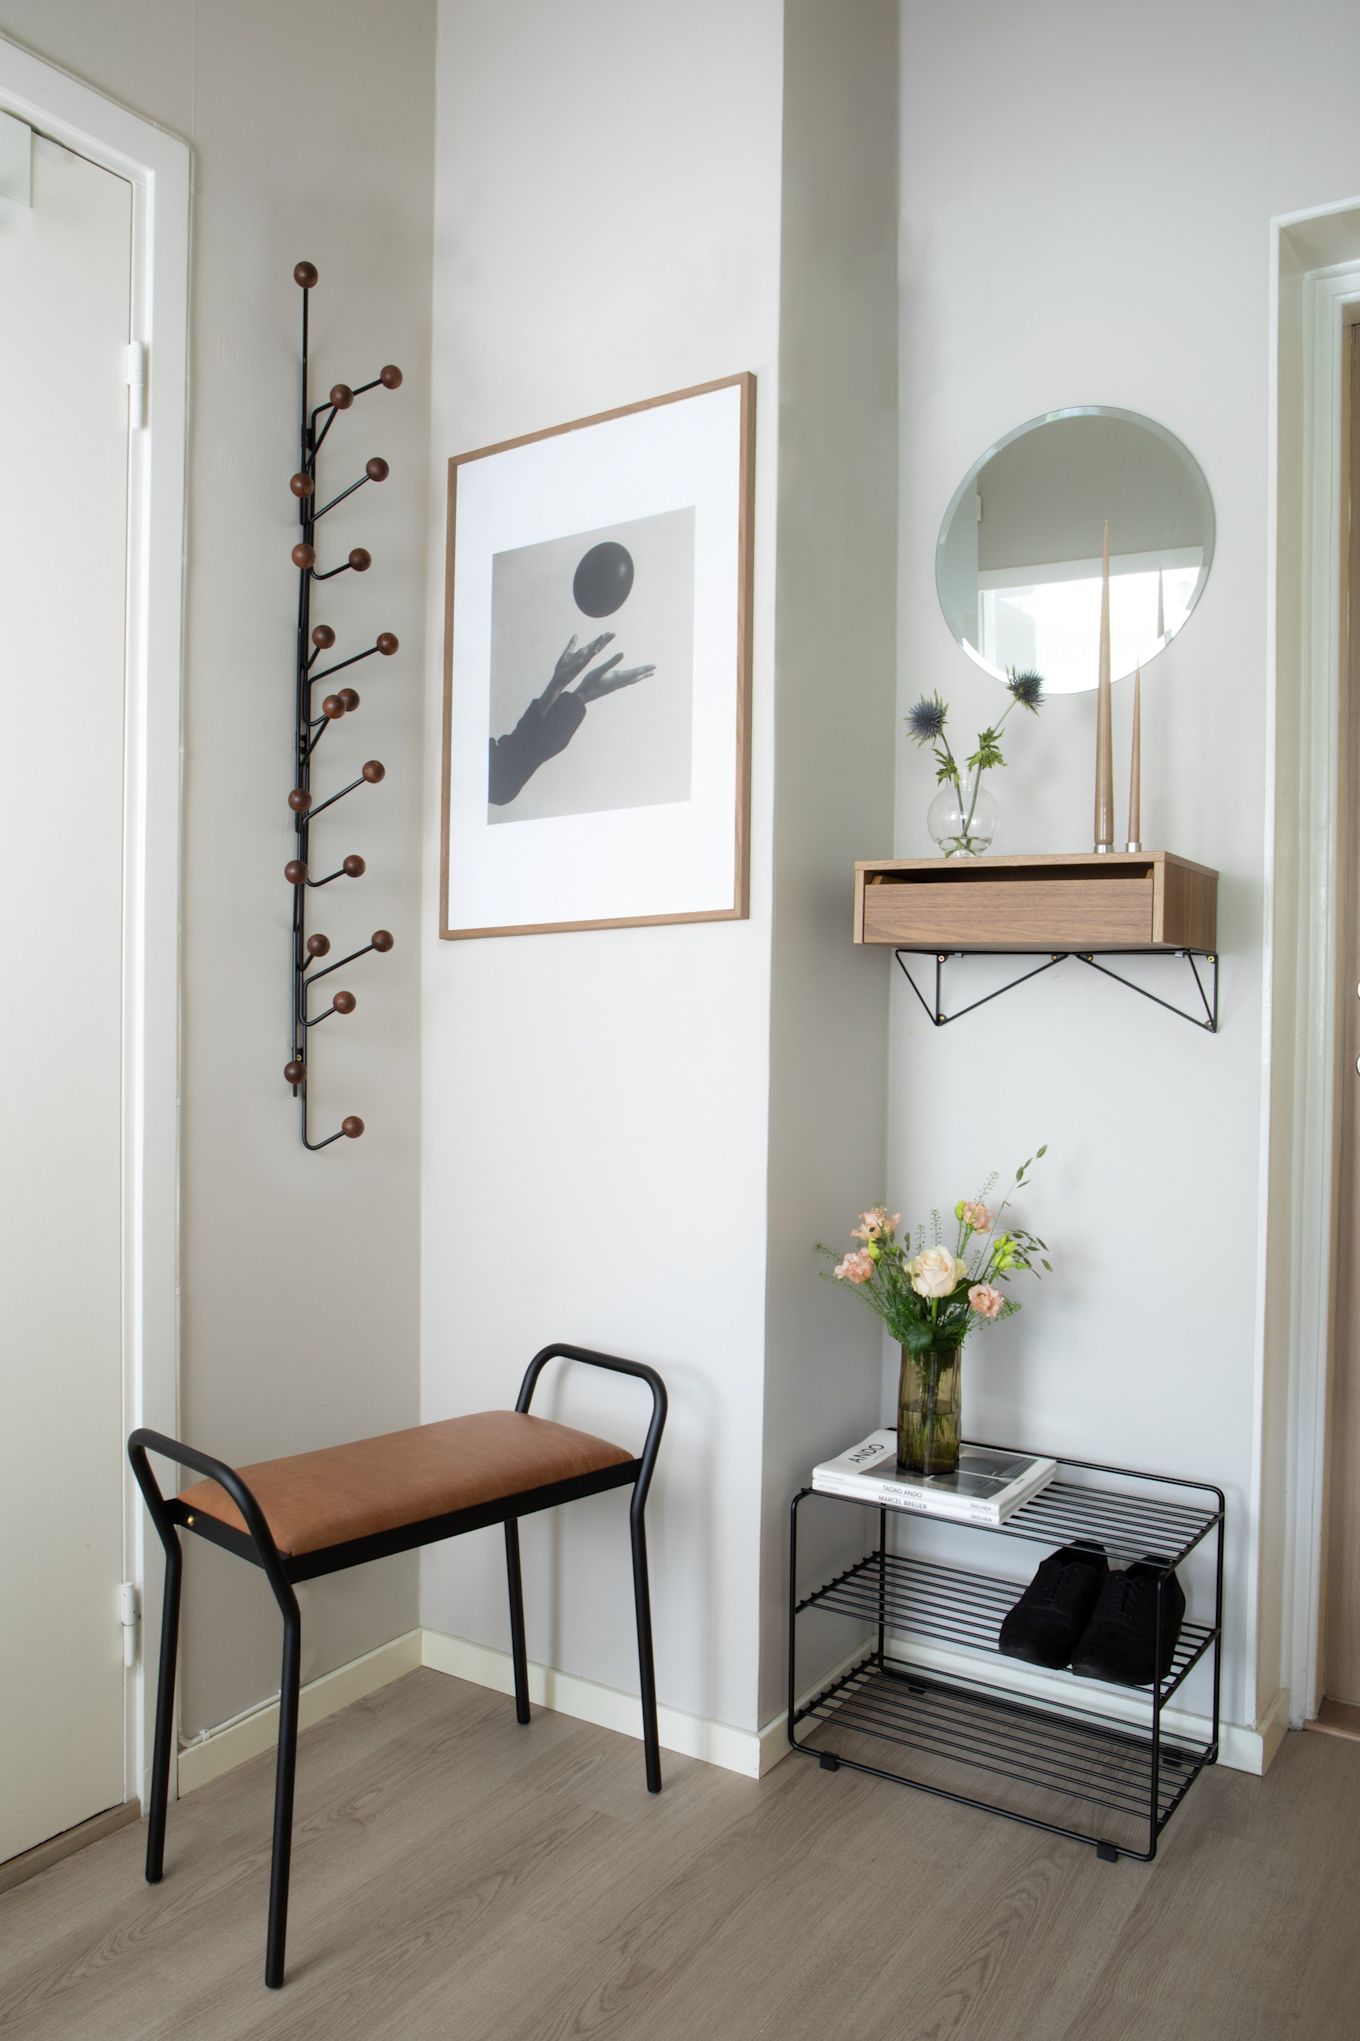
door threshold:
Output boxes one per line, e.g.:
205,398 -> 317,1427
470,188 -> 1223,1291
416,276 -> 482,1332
0,1799 -> 140,1897
1303,1698 -> 1360,1744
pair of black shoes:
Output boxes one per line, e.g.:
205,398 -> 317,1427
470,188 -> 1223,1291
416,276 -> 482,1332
998,1540 -> 1185,1686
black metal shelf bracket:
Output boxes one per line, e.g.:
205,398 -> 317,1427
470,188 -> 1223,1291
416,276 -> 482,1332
284,260 -> 404,1151
893,947 -> 1219,1033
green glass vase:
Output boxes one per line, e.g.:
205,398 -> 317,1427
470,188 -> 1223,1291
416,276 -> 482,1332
897,1345 -> 963,1475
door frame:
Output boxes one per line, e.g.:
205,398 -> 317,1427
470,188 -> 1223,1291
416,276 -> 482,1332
0,36 -> 187,1815
1269,199 -> 1360,1726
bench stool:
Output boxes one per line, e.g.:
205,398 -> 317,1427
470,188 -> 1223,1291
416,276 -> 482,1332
128,1342 -> 666,1988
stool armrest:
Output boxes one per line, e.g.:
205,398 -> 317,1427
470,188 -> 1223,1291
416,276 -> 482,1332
128,1428 -> 296,1605
516,1344 -> 667,1504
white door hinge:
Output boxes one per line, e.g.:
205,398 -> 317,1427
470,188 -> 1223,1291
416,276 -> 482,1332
119,1581 -> 140,1668
126,342 -> 148,430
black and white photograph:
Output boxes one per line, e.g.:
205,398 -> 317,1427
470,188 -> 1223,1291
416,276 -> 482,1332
486,507 -> 695,827
440,375 -> 753,938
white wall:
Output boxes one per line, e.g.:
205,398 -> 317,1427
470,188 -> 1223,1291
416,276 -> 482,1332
897,0 -> 1360,1736
0,0 -> 435,1734
423,0 -> 900,1742
758,0 -> 899,1724
423,0 -> 784,1737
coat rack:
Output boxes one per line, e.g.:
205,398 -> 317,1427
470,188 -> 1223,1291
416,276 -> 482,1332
283,260 -> 401,1150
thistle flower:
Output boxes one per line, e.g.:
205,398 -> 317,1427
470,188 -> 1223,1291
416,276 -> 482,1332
906,694 -> 949,745
1006,668 -> 1045,713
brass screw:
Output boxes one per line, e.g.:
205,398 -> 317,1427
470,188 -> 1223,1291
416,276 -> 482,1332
186,1515 -> 196,1527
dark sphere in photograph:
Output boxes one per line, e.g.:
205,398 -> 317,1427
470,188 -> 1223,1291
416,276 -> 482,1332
573,540 -> 634,618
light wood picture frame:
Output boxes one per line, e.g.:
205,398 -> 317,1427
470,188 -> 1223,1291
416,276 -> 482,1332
440,373 -> 755,939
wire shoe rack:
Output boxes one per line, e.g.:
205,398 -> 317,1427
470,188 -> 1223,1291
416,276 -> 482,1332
787,1446 -> 1225,1863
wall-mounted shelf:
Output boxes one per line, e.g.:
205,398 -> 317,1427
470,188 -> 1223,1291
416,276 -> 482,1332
854,853 -> 1220,1032
855,852 -> 1217,952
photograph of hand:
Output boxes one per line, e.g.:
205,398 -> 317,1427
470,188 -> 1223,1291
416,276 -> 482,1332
488,631 -> 658,808
485,507 -> 695,826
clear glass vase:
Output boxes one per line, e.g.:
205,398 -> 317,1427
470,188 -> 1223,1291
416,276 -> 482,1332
927,770 -> 997,858
897,1346 -> 963,1475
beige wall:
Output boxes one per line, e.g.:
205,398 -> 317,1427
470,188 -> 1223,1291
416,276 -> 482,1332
0,1 -> 435,1733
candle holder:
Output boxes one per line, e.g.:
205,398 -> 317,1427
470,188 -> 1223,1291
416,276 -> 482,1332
284,261 -> 402,1150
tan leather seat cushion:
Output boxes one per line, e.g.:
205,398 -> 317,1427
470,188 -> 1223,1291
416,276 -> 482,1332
177,1411 -> 634,1557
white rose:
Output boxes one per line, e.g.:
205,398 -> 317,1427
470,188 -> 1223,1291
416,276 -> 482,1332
908,1245 -> 968,1300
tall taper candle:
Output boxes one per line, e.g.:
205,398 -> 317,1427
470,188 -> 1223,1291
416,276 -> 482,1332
1094,518 -> 1114,850
1126,664 -> 1142,853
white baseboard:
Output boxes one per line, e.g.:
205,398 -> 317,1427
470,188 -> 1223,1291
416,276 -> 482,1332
1252,1685 -> 1290,1775
420,1630 -> 774,1777
172,1627 -> 1288,1797
176,1630 -> 422,1796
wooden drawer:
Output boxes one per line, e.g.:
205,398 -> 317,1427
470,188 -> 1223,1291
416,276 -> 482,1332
854,853 -> 1217,953
863,874 -> 1151,950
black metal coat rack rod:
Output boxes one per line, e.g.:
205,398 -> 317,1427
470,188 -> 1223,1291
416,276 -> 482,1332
283,260 -> 403,1149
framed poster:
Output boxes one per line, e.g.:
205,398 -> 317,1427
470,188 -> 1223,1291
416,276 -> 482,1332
440,373 -> 754,938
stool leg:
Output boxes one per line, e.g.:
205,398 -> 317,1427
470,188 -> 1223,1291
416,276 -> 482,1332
145,1533 -> 182,1883
629,1495 -> 662,1794
504,1520 -> 531,1725
265,1601 -> 302,1989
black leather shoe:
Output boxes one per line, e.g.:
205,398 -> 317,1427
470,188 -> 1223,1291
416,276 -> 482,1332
1069,1556 -> 1186,1687
998,1541 -> 1108,1669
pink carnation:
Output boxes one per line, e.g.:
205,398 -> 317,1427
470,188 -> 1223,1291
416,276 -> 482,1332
961,1202 -> 993,1232
835,1249 -> 876,1285
968,1282 -> 1006,1320
851,1206 -> 900,1242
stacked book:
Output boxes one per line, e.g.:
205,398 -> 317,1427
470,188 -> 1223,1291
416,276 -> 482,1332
813,1431 -> 1056,1527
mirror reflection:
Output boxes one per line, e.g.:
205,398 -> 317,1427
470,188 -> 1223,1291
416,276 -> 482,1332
936,408 -> 1214,696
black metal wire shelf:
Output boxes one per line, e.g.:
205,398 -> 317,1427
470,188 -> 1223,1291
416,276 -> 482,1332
787,1449 -> 1226,1864
797,1655 -> 1213,1852
815,1453 -> 1223,1570
797,1548 -> 1218,1707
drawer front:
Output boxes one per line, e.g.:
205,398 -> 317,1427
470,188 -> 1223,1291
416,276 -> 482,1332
861,877 -> 1155,949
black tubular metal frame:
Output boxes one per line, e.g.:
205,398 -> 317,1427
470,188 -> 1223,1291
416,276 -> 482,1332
287,262 -> 402,1149
894,947 -> 1220,1032
787,1445 -> 1225,1865
128,1343 -> 667,1990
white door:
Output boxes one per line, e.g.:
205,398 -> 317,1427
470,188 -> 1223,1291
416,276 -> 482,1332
0,127 -> 133,1861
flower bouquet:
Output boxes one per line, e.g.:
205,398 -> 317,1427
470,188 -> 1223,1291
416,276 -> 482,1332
819,1151 -> 1050,1474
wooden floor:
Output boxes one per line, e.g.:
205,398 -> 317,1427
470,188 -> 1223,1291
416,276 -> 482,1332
1,1668 -> 1358,2041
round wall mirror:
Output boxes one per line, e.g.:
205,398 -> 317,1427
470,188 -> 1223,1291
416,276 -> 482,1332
936,407 -> 1214,696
